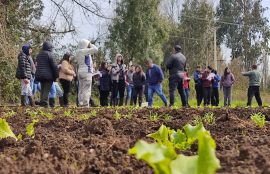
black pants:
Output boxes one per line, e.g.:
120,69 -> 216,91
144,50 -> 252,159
211,87 -> 219,106
247,86 -> 262,106
203,87 -> 211,106
60,79 -> 71,107
133,86 -> 143,106
144,84 -> 148,102
99,89 -> 110,106
40,81 -> 53,105
112,80 -> 125,106
169,77 -> 186,106
195,84 -> 203,106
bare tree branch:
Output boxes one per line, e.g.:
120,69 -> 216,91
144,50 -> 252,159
28,26 -> 75,34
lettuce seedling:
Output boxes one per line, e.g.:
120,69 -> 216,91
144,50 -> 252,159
0,118 -> 17,141
251,112 -> 265,128
26,119 -> 39,138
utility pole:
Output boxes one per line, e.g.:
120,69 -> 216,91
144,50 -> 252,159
214,27 -> 217,71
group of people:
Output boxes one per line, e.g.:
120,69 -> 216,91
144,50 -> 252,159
15,39 -> 263,108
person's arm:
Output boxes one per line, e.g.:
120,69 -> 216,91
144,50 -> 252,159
242,71 -> 252,76
61,61 -> 74,76
111,65 -> 119,75
80,44 -> 98,55
157,66 -> 164,82
20,55 -> 27,79
231,74 -> 235,84
48,54 -> 59,80
215,74 -> 221,82
142,73 -> 146,84
166,56 -> 173,69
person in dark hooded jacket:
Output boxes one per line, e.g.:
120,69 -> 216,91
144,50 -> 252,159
35,41 -> 59,107
16,44 -> 35,106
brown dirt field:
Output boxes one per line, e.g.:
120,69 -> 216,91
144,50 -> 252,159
0,107 -> 269,174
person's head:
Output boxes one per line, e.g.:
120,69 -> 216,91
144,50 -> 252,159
196,65 -> 201,72
213,70 -> 217,75
100,61 -> 108,69
206,66 -> 213,72
224,67 -> 231,76
42,41 -> 54,52
22,44 -> 32,56
135,65 -> 142,73
252,64 -> 257,70
173,45 -> 182,53
129,65 -> 135,71
107,64 -> 112,70
145,58 -> 153,68
62,53 -> 71,63
115,54 -> 123,64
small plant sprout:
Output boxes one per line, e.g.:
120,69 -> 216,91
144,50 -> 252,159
26,109 -> 38,119
26,119 -> 39,138
203,112 -> 216,125
113,110 -> 122,120
3,110 -> 16,118
0,118 -> 17,141
251,112 -> 265,128
64,110 -> 73,117
163,114 -> 172,121
90,110 -> 97,117
123,112 -> 133,119
149,111 -> 159,121
192,115 -> 203,125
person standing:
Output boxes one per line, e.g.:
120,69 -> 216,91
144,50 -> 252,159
16,44 -> 35,106
35,41 -> 58,107
125,65 -> 135,105
166,45 -> 187,107
76,39 -> 98,107
59,53 -> 76,107
221,67 -> 235,106
211,70 -> 221,106
242,65 -> 262,107
98,62 -> 111,106
132,65 -> 146,107
111,54 -> 126,106
202,66 -> 214,106
194,65 -> 203,106
183,69 -> 190,106
146,59 -> 168,107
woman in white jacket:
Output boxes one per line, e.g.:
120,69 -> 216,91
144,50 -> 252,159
76,39 -> 98,107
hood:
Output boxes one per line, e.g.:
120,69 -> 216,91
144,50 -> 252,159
22,44 -> 31,56
42,41 -> 54,51
78,39 -> 90,49
115,53 -> 123,64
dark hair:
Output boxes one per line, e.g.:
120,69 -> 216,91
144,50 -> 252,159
60,53 -> 71,64
146,58 -> 153,64
135,65 -> 143,76
224,67 -> 230,77
196,65 -> 201,69
252,64 -> 257,69
174,45 -> 182,52
207,66 -> 213,71
100,61 -> 107,69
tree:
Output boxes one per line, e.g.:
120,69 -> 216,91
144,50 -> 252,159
106,0 -> 168,65
216,0 -> 270,69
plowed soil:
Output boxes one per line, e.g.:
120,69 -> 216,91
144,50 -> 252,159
0,107 -> 270,174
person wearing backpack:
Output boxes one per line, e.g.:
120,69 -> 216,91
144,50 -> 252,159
242,65 -> 262,107
221,67 -> 235,106
132,65 -> 146,107
16,44 -> 35,106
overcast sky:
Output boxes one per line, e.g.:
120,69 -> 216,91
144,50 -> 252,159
41,0 -> 270,60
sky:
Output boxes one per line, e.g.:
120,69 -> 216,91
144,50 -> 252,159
41,0 -> 270,61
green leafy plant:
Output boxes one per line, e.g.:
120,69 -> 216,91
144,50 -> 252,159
192,115 -> 203,125
64,110 -> 73,117
149,112 -> 159,121
251,112 -> 265,128
129,124 -> 220,174
26,109 -> 38,119
17,133 -> 23,141
3,110 -> 16,118
0,118 -> 17,141
113,110 -> 122,120
203,112 -> 215,125
124,112 -> 133,119
163,114 -> 172,121
90,110 -> 97,117
38,110 -> 54,120
26,119 -> 39,138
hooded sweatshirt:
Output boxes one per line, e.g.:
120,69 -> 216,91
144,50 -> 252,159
16,44 -> 32,79
75,39 -> 98,75
35,41 -> 59,81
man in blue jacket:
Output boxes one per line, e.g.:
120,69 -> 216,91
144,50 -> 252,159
194,65 -> 203,106
211,70 -> 221,106
145,59 -> 168,107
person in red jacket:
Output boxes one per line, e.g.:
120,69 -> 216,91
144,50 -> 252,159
202,66 -> 214,106
183,69 -> 190,106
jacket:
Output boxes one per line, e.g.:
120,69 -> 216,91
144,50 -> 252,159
194,70 -> 202,86
35,41 -> 59,81
166,52 -> 186,78
75,39 -> 98,75
111,62 -> 126,82
221,73 -> 235,87
242,70 -> 261,86
126,70 -> 134,84
212,74 -> 221,88
59,60 -> 75,81
99,68 -> 111,91
16,52 -> 32,80
146,64 -> 164,85
202,71 -> 213,88
133,72 -> 146,87
184,72 -> 189,89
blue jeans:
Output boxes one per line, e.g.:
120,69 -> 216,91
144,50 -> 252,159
126,84 -> 134,98
184,88 -> 190,104
148,84 -> 168,107
49,82 -> 63,98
